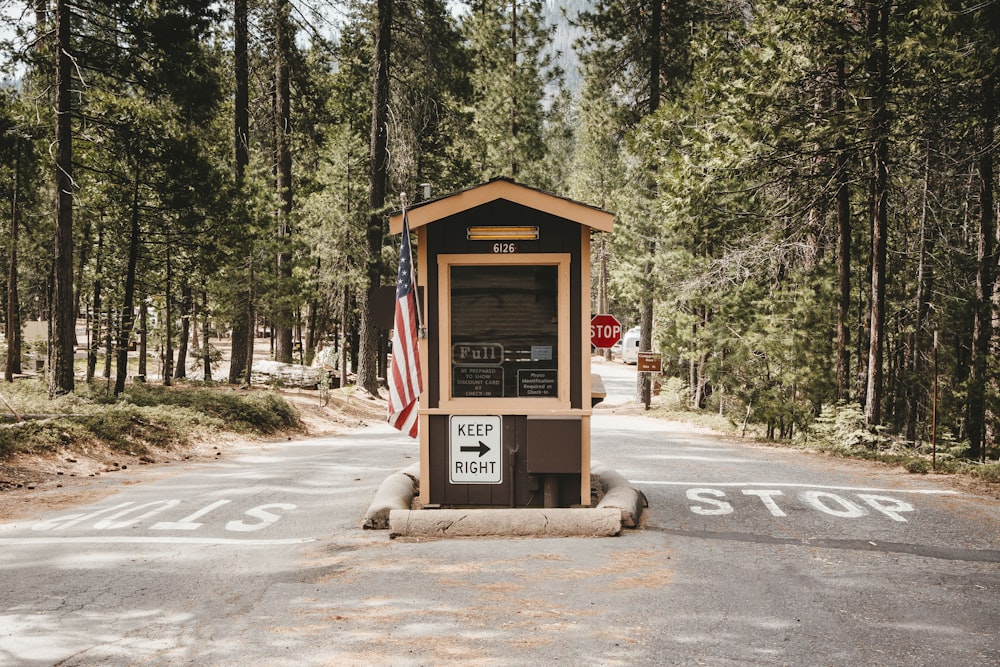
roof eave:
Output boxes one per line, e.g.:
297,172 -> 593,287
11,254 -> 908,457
389,178 -> 614,234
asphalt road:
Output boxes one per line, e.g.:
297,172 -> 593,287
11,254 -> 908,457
1,361 -> 998,666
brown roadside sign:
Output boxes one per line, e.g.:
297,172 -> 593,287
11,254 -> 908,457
637,352 -> 662,373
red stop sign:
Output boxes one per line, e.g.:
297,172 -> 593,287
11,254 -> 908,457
590,314 -> 622,348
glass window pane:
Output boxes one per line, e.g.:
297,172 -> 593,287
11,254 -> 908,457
450,265 -> 559,399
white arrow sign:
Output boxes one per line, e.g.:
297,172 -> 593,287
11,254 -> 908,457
449,415 -> 502,484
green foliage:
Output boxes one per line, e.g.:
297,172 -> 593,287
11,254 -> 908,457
189,345 -> 224,374
802,402 -> 1000,482
0,420 -> 73,456
904,458 -> 931,474
573,0 -> 1000,460
810,403 -> 890,453
389,0 -> 473,192
0,0 -> 996,464
456,0 -> 562,186
915,429 -> 969,461
655,376 -> 689,411
973,464 -> 1000,484
575,0 -> 707,121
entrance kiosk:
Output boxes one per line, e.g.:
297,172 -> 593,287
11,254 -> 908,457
389,178 -> 614,508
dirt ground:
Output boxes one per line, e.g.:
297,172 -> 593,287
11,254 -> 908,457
0,339 -> 390,523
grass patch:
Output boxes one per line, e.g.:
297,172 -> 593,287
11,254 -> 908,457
973,462 -> 1000,483
103,383 -> 300,434
0,379 -> 302,460
645,404 -> 735,434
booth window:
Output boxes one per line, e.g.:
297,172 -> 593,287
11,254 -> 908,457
449,264 -> 561,400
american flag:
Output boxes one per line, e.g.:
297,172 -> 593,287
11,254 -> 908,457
387,210 -> 423,437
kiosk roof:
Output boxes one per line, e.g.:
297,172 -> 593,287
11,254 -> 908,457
389,178 -> 614,234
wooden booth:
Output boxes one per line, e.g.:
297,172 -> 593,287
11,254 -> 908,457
389,178 -> 614,508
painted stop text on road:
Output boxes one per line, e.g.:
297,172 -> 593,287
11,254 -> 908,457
1,497 -> 301,544
632,481 -> 959,523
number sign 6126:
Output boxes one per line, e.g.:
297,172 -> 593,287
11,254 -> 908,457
493,242 -> 517,254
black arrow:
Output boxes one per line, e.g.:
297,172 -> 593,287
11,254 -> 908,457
460,441 -> 491,458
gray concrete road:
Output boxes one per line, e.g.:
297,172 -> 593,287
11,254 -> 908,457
1,361 -> 998,665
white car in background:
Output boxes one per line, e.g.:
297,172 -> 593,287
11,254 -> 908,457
620,326 -> 640,364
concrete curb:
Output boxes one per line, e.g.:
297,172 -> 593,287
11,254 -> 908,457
362,461 -> 646,536
592,461 -> 648,528
388,507 -> 622,538
361,462 -> 419,530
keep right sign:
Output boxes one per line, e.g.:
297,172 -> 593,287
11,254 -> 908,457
449,415 -> 502,484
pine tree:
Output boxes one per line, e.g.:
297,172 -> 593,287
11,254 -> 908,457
355,0 -> 393,397
228,0 -> 253,385
575,0 -> 709,408
50,0 -> 74,396
389,0 -> 472,193
457,0 -> 561,185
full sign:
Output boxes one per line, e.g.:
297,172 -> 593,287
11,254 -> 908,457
590,314 -> 622,349
450,415 -> 502,484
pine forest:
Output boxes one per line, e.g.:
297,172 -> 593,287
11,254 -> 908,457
0,0 -> 997,464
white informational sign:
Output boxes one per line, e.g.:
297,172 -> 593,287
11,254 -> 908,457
449,415 -> 502,484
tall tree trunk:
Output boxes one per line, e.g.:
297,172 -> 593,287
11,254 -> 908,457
175,281 -> 191,379
357,0 -> 392,396
636,251 -> 654,409
835,55 -> 851,401
103,304 -> 113,380
87,226 -> 103,383
73,221 -> 89,349
340,285 -> 350,388
906,150 -> 934,442
138,297 -> 147,380
692,350 -> 708,410
14,1 -> 49,380
202,286 -> 213,382
229,0 -> 252,384
50,0 -> 75,397
637,0 -> 663,410
228,278 -> 250,378
6,137 -> 22,381
967,75 -> 996,461
305,261 -> 319,366
292,308 -> 300,364
234,0 -> 249,187
864,0 -> 890,426
244,260 -> 254,385
163,252 -> 173,386
273,0 -> 294,364
114,168 -> 142,396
